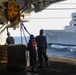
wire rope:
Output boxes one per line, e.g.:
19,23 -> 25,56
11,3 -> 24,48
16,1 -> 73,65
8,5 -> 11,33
21,24 -> 28,44
20,23 -> 23,44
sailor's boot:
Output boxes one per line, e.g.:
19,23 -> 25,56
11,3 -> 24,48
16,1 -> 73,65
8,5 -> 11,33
46,61 -> 50,67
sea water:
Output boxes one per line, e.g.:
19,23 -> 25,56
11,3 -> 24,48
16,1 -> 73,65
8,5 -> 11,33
14,36 -> 29,44
47,44 -> 76,59
14,36 -> 76,59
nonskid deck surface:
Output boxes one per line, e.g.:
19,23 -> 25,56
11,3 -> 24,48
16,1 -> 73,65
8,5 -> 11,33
0,64 -> 76,75
0,71 -> 39,75
0,67 -> 76,75
0,56 -> 76,75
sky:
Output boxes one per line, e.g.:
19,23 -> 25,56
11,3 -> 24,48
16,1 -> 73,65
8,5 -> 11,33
9,0 -> 76,36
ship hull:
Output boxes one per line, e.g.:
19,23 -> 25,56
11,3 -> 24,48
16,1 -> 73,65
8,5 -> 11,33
44,30 -> 76,46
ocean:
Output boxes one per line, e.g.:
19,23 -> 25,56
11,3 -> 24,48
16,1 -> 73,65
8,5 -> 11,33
14,36 -> 29,44
14,36 -> 76,59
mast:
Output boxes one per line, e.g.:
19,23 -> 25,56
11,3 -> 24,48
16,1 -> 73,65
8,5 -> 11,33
69,12 -> 76,26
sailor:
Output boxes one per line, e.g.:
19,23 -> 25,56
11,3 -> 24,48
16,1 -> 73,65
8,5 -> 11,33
36,29 -> 50,68
27,34 -> 37,72
6,32 -> 15,45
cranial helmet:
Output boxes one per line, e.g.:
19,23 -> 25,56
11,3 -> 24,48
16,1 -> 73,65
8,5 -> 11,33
30,34 -> 34,39
40,29 -> 44,34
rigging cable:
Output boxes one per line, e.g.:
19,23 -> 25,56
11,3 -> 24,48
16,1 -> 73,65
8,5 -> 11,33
21,23 -> 28,44
0,28 -> 5,35
0,25 -> 5,29
20,3 -> 31,14
20,22 -> 30,44
25,17 -> 71,19
45,8 -> 76,10
22,23 -> 30,35
20,22 -> 23,44
0,24 -> 7,35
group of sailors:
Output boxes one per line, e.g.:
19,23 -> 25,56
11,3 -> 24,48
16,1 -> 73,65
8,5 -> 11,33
6,29 -> 50,72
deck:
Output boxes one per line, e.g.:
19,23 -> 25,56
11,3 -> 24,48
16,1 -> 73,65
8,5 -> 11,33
0,56 -> 76,75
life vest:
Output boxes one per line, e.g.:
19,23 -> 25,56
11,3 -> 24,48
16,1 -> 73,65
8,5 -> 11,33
32,39 -> 37,49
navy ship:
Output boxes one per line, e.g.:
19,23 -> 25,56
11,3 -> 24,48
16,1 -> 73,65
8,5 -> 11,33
44,12 -> 76,46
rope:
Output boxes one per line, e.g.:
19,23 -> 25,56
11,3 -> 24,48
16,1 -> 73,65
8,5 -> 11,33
21,24 -> 28,44
20,23 -> 23,44
20,22 -> 31,44
22,23 -> 30,35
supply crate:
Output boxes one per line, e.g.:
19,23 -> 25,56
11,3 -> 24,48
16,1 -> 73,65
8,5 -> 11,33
6,44 -> 28,71
0,45 -> 7,62
0,45 -> 7,71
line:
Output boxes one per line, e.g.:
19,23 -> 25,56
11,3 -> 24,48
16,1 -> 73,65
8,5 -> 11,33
25,17 -> 71,19
45,8 -> 76,10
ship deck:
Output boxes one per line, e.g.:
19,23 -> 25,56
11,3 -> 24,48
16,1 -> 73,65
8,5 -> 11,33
0,56 -> 76,75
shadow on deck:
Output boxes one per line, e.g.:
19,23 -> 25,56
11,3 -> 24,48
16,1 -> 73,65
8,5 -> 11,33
0,56 -> 76,75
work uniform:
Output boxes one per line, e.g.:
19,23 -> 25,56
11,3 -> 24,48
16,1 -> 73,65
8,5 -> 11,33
27,35 -> 37,72
36,29 -> 50,67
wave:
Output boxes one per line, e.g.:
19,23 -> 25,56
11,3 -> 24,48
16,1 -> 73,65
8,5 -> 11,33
48,44 -> 76,52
